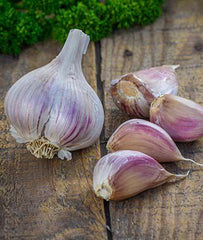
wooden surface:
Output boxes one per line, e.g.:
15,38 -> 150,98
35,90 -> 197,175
0,42 -> 106,239
0,0 -> 203,239
101,0 -> 203,239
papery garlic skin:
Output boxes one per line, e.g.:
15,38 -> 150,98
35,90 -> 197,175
4,29 -> 104,160
93,150 -> 187,201
110,65 -> 179,118
111,73 -> 154,118
150,94 -> 203,142
135,65 -> 179,97
107,119 -> 192,163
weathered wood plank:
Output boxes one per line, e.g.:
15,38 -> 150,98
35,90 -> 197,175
101,0 -> 203,239
0,40 -> 107,239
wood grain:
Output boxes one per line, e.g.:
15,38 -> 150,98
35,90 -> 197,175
0,40 -> 106,239
101,0 -> 203,239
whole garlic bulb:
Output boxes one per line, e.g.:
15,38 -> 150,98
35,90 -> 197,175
5,29 -> 104,160
110,65 -> 179,118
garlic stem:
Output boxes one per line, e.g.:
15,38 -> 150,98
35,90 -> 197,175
182,158 -> 203,167
58,29 -> 90,76
171,65 -> 180,70
168,170 -> 190,183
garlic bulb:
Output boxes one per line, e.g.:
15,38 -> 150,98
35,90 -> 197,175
93,150 -> 188,201
150,94 -> 203,142
110,65 -> 179,118
5,29 -> 104,160
107,119 -> 203,167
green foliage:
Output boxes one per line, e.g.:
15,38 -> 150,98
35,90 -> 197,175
53,1 -> 111,42
0,0 -> 52,54
0,0 -> 165,55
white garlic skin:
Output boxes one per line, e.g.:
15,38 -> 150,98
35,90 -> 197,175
135,65 -> 179,97
4,29 -> 104,160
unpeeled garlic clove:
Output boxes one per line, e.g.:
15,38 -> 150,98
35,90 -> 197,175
107,119 -> 203,167
93,150 -> 188,201
150,94 -> 203,142
110,65 -> 179,118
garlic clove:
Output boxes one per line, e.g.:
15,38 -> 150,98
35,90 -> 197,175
106,119 -> 203,167
93,150 -> 188,201
150,94 -> 203,142
4,29 -> 104,160
110,65 -> 179,118
111,73 -> 154,118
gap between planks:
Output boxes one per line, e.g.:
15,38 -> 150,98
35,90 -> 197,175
95,41 -> 113,240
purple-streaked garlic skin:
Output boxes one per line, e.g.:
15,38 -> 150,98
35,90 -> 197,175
106,119 -> 184,163
150,94 -> 203,142
4,29 -> 104,160
135,65 -> 179,97
110,65 -> 179,118
93,150 -> 187,201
